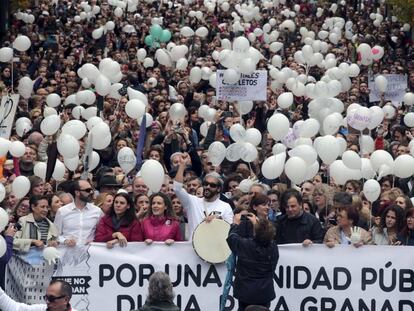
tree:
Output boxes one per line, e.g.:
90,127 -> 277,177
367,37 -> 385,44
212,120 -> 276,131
388,0 -> 414,24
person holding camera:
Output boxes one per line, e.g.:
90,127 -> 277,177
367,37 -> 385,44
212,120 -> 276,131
0,223 -> 16,289
226,213 -> 279,311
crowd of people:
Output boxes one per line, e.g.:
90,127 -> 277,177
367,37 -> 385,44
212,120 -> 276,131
0,0 -> 414,309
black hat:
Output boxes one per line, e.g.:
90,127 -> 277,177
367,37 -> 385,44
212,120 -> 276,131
97,175 -> 122,190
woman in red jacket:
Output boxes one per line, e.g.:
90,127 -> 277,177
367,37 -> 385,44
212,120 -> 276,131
142,192 -> 182,245
95,192 -> 143,248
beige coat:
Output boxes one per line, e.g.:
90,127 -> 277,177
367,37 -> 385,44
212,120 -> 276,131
324,225 -> 372,245
13,213 -> 59,253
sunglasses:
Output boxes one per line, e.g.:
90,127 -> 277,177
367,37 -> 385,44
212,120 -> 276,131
79,188 -> 94,193
44,294 -> 66,302
203,182 -> 219,188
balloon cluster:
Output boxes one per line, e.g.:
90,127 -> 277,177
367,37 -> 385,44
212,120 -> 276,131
357,43 -> 384,66
74,1 -> 102,22
145,24 -> 172,48
216,36 -> 263,84
15,11 -> 35,24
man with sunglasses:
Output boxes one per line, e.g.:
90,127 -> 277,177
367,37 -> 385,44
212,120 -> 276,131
54,180 -> 103,247
0,280 -> 76,311
173,155 -> 234,238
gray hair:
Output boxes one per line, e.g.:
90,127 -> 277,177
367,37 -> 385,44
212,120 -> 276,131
204,172 -> 223,188
146,272 -> 175,304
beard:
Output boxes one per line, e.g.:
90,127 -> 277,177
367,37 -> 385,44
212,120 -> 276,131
79,193 -> 93,203
203,188 -> 217,199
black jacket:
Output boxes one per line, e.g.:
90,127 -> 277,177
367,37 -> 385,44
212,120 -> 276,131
397,230 -> 414,246
275,212 -> 324,244
226,221 -> 279,305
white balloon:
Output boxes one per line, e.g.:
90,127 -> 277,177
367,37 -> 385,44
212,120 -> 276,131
208,142 -> 227,166
125,99 -> 146,119
394,155 -> 414,178
245,128 -> 262,146
403,92 -> 414,106
367,106 -> 384,130
305,161 -> 320,180
0,47 -> 13,62
261,153 -> 286,180
52,159 -> 66,181
277,92 -> 293,109
45,93 -> 61,108
361,158 -> 376,179
59,121 -> 85,141
95,75 -> 111,96
370,150 -> 394,172
375,75 -> 388,93
288,145 -> 317,165
9,141 -> 25,157
0,138 -> 10,156
404,113 -> 414,127
0,207 -> 7,229
81,107 -> 98,120
342,150 -> 361,170
195,26 -> 208,37
40,115 -> 61,136
143,58 -> 154,68
33,162 -> 47,180
17,76 -> 34,99
13,35 -> 31,52
12,175 -> 30,199
189,67 -> 202,84
176,58 -> 188,70
240,143 -> 258,162
64,156 -> 79,172
140,159 -> 165,192
226,143 -> 243,161
229,124 -> 246,143
169,103 -> 187,122
360,135 -> 375,155
299,118 -> 320,138
315,135 -> 339,164
223,69 -> 240,84
363,179 -> 381,202
180,26 -> 195,37
88,151 -> 100,172
267,114 -> 290,141
0,236 -> 6,257
235,101 -> 253,115
348,106 -> 371,131
284,157 -> 307,184
118,147 -> 136,173
382,105 -> 395,119
57,134 -> 80,158
127,87 -> 148,105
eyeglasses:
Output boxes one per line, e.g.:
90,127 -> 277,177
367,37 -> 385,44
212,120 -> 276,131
44,295 -> 66,302
79,188 -> 94,193
203,182 -> 219,188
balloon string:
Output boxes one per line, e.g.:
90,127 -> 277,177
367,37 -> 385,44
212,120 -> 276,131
11,55 -> 14,93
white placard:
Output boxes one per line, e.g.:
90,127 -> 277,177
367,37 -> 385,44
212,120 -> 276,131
216,70 -> 267,101
0,94 -> 19,138
368,74 -> 407,103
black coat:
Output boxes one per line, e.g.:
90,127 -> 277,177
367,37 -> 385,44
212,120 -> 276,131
275,212 -> 324,244
397,230 -> 414,246
226,221 -> 279,305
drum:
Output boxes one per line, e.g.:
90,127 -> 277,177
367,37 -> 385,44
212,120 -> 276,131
192,219 -> 231,264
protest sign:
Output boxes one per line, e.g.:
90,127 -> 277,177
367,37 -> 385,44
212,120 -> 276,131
368,74 -> 407,103
0,94 -> 19,138
216,70 -> 267,101
6,243 -> 414,311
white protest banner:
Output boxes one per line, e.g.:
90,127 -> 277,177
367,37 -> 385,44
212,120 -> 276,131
216,70 -> 267,101
7,243 -> 414,311
0,94 -> 19,138
368,74 -> 407,103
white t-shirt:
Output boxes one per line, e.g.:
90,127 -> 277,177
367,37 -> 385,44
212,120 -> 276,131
173,181 -> 234,239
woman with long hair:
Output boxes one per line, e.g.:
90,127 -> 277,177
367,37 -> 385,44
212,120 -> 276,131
141,192 -> 182,245
95,193 -> 143,248
397,208 -> 414,245
371,205 -> 405,245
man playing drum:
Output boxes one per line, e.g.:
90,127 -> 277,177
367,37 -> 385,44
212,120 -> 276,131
173,154 -> 234,238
